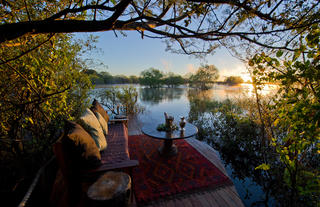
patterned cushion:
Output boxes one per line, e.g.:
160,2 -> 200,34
78,108 -> 107,150
94,111 -> 108,137
90,99 -> 109,123
62,121 -> 101,168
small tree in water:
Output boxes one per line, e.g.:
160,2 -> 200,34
189,65 -> 219,90
224,76 -> 244,85
97,86 -> 144,116
139,68 -> 164,88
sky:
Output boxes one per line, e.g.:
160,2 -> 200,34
77,31 -> 250,82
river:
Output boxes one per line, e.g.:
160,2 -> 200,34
92,83 -> 279,207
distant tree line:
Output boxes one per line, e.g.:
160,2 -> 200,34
83,68 -> 186,87
83,69 -> 139,84
139,68 -> 185,88
84,66 -> 244,89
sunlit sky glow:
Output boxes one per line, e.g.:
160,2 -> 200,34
78,31 -> 250,81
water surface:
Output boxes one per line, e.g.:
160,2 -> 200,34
93,84 -> 278,207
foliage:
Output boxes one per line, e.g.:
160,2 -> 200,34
2,1 -> 320,206
84,68 -> 184,86
188,91 -> 319,206
189,65 -> 219,90
0,33 -> 92,206
139,68 -> 164,88
99,71 -> 114,83
113,75 -> 136,84
83,69 -> 139,85
1,1 -> 320,56
163,72 -> 185,88
0,1 -> 94,205
248,25 -> 320,206
96,86 -> 144,116
83,69 -> 105,84
224,76 -> 244,85
128,75 -> 139,84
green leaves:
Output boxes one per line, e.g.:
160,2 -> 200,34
246,23 -> 320,204
188,65 -> 219,90
25,117 -> 34,125
96,86 -> 144,115
139,68 -> 164,88
255,163 -> 270,171
0,33 -> 92,156
276,50 -> 283,57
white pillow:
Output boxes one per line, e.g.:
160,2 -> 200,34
78,108 -> 107,150
94,111 -> 108,137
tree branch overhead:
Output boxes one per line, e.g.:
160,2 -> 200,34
1,0 -> 319,54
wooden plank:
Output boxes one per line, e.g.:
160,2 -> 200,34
209,189 -> 229,207
128,193 -> 137,207
220,187 -> 244,207
187,139 -> 244,207
215,188 -> 239,207
195,193 -> 213,207
179,197 -> 193,207
171,198 -> 186,207
158,200 -> 168,207
165,199 -> 175,207
201,191 -> 219,207
224,185 -> 241,198
188,194 -> 204,207
128,115 -> 143,136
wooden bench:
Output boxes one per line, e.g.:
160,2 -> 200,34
53,121 -> 138,207
80,122 -> 138,175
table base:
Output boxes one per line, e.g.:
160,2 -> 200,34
158,140 -> 177,156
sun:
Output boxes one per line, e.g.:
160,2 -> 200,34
240,73 -> 252,83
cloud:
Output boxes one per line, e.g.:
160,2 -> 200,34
161,59 -> 172,72
186,64 -> 196,73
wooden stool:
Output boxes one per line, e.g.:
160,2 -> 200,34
87,171 -> 131,207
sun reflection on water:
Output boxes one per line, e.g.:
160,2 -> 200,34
188,83 -> 279,102
239,83 -> 279,97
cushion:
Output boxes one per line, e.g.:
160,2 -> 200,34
78,108 -> 107,150
62,121 -> 101,168
90,99 -> 109,123
94,111 -> 108,137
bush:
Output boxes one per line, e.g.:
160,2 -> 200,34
95,86 -> 144,115
0,34 -> 92,206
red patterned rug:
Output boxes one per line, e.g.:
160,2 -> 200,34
128,135 -> 232,204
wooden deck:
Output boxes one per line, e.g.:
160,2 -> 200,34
128,116 -> 244,207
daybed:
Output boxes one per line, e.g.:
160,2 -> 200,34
52,99 -> 138,207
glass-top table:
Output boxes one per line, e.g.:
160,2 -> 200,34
141,122 -> 198,156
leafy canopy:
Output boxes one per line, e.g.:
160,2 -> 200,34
1,0 -> 320,56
